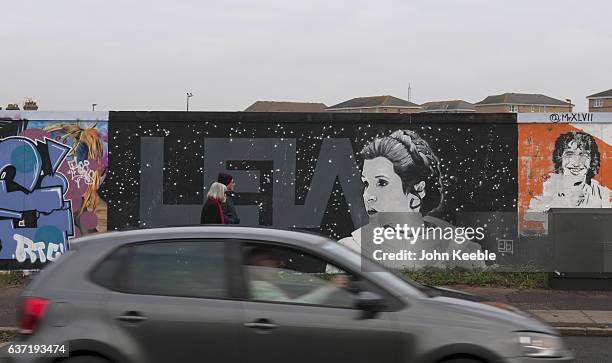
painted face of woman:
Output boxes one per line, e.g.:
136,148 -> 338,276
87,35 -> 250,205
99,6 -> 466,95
361,157 -> 423,216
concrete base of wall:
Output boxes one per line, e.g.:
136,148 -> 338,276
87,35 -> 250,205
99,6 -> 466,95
550,274 -> 612,291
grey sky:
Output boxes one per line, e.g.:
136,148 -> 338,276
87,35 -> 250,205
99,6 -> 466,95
3,0 -> 611,112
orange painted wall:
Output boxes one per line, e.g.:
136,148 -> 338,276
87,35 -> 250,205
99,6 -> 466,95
518,123 -> 612,234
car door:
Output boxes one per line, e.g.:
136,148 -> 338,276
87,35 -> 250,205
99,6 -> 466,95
94,239 -> 243,363
237,241 -> 404,363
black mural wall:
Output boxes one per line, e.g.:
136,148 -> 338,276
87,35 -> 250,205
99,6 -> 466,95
106,112 -> 518,259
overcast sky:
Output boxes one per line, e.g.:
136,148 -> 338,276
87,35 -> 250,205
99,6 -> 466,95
3,0 -> 611,112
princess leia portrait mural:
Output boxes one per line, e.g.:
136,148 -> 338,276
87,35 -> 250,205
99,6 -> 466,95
339,129 -> 485,270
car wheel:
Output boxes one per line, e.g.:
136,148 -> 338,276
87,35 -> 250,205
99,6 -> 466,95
60,357 -> 111,363
440,358 -> 484,363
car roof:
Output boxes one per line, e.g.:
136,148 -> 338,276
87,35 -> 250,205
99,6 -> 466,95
70,226 -> 332,250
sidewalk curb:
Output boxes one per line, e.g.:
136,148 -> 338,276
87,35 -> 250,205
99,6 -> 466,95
556,326 -> 612,337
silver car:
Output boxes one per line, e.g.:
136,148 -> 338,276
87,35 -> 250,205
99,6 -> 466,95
4,227 -> 573,363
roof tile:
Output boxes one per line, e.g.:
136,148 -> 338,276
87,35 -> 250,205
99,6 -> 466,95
587,89 -> 612,98
421,100 -> 475,112
328,95 -> 420,109
244,101 -> 327,112
475,93 -> 569,106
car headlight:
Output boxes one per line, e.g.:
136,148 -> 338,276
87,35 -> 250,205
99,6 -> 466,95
514,332 -> 567,358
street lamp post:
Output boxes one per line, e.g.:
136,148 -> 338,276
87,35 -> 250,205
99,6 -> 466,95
186,92 -> 193,112
565,99 -> 572,113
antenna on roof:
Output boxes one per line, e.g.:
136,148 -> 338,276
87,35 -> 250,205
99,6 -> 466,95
407,83 -> 412,103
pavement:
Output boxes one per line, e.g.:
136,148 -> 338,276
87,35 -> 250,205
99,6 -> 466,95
564,337 -> 612,363
1,284 -> 612,336
0,287 -> 20,328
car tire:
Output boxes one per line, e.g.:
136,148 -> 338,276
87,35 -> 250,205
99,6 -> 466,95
60,357 -> 111,363
440,358 -> 484,363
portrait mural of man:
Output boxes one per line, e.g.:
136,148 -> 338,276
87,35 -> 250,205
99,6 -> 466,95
519,123 -> 612,235
530,132 -> 610,210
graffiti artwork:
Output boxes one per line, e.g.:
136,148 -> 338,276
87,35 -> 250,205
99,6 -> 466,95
0,111 -> 108,265
518,114 -> 612,235
0,136 -> 73,262
528,132 -> 610,209
107,112 -> 517,269
338,129 -> 486,270
41,123 -> 109,235
3,110 -> 611,270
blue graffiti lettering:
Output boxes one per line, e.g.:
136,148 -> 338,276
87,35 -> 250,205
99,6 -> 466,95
0,136 -> 73,262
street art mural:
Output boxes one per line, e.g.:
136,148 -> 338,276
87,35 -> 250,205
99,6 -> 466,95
106,112 -> 518,269
0,111 -> 108,265
518,113 -> 612,235
42,123 -> 109,234
3,110 -> 611,270
0,137 -> 72,263
337,129 -> 486,270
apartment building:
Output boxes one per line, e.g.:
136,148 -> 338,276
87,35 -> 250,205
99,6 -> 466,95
587,89 -> 612,112
326,95 -> 421,113
474,93 -> 572,113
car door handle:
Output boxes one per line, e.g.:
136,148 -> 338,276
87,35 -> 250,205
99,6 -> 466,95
244,319 -> 279,330
116,311 -> 148,323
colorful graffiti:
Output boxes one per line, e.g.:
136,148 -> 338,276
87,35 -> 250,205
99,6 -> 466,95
40,123 -> 108,234
0,111 -> 108,264
518,114 -> 612,235
2,110 -> 612,270
0,137 -> 73,262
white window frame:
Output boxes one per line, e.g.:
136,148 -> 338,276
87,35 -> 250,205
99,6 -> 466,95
593,99 -> 604,108
509,105 -> 519,113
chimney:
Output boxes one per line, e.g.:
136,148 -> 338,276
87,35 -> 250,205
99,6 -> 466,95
23,100 -> 38,110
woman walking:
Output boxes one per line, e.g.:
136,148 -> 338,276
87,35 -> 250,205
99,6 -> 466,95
200,182 -> 227,224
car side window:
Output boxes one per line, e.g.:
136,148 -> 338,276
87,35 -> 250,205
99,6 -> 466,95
93,241 -> 227,299
243,243 -> 357,308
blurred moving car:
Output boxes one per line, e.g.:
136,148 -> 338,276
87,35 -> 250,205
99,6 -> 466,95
6,227 -> 573,363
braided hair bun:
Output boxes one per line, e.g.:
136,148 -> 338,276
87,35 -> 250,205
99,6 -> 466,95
361,129 -> 444,215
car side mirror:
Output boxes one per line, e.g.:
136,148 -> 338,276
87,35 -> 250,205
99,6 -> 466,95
356,291 -> 385,318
